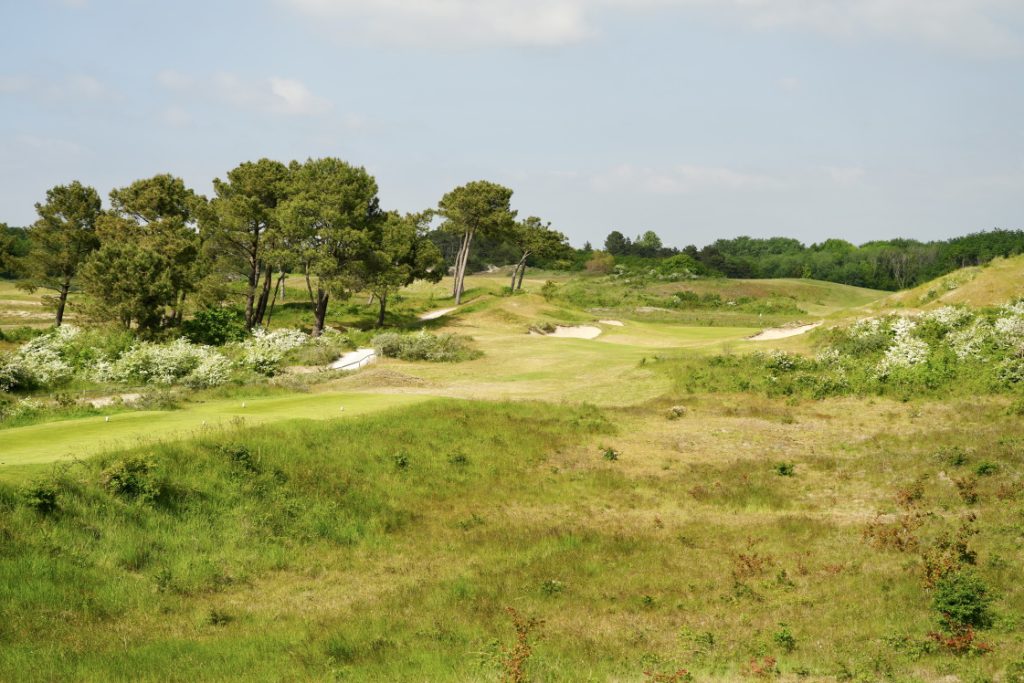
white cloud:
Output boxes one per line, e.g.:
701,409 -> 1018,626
161,106 -> 192,128
157,70 -> 331,116
282,0 -> 1024,55
0,74 -> 110,101
283,0 -> 591,47
591,163 -> 785,194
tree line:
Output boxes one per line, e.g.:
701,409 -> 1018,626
600,229 -> 1024,290
0,160 -> 569,334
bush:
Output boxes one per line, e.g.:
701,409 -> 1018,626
932,569 -> 993,630
371,331 -> 480,363
101,456 -> 162,503
182,308 -> 247,346
20,478 -> 61,514
235,328 -> 309,375
102,338 -> 231,388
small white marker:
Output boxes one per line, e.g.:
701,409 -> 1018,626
339,406 -> 344,412
105,416 -> 110,422
241,402 -> 246,408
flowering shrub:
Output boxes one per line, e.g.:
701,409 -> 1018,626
235,328 -> 309,375
877,318 -> 929,376
105,338 -> 231,387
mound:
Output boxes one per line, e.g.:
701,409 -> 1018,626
880,255 -> 1024,310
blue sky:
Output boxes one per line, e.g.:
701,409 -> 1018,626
2,0 -> 1022,248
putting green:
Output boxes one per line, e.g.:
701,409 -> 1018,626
0,391 -> 433,474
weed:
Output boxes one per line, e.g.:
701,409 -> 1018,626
602,446 -> 620,461
746,656 -> 778,678
954,476 -> 980,505
774,462 -> 795,477
974,461 -> 999,476
540,579 -> 564,597
773,624 -> 797,653
863,513 -> 921,552
500,607 -> 543,683
392,452 -> 410,471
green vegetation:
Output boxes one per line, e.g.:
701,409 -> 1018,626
3,168 -> 1024,680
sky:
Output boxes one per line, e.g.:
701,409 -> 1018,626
1,0 -> 1023,249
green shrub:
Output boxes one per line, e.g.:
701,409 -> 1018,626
774,463 -> 795,477
182,308 -> 247,346
371,331 -> 480,363
101,456 -> 162,503
20,478 -> 61,514
772,624 -> 796,653
932,569 -> 993,630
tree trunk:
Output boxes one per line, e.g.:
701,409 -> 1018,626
245,257 -> 259,329
173,292 -> 187,326
55,281 -> 70,327
253,263 -> 274,327
376,292 -> 387,328
304,263 -> 315,308
512,252 -> 529,291
312,289 -> 329,337
266,270 -> 286,327
453,230 -> 474,305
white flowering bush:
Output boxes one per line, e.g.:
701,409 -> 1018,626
109,339 -> 230,387
923,306 -> 973,330
947,320 -> 993,361
0,326 -> 80,389
235,328 -> 310,375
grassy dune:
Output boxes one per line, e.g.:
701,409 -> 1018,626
2,269 -> 1023,680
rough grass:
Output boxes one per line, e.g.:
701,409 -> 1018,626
2,397 -> 1023,681
879,254 -> 1024,311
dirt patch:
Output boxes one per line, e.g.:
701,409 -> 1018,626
337,368 -> 431,389
599,319 -> 624,326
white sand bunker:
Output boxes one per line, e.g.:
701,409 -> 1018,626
88,393 -> 142,408
329,348 -> 377,371
747,322 -> 822,341
599,319 -> 624,327
531,325 -> 603,339
419,307 -> 457,321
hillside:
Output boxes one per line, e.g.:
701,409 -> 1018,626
878,254 -> 1024,310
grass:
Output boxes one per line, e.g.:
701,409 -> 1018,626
0,391 -> 432,476
2,397 -> 1023,680
3,267 -> 1024,680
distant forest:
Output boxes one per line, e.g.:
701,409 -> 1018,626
6,219 -> 1023,293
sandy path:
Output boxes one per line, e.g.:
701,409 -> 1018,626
599,319 -> 624,327
747,322 -> 821,341
329,348 -> 377,371
419,307 -> 457,321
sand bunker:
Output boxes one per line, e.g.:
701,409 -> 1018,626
747,322 -> 822,341
599,319 -> 624,326
88,393 -> 142,408
419,307 -> 457,321
531,325 -> 603,339
329,348 -> 377,371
